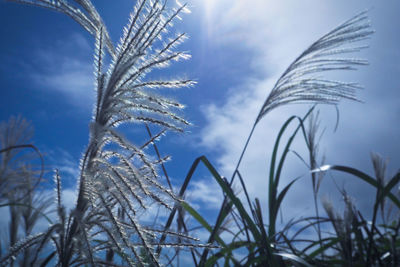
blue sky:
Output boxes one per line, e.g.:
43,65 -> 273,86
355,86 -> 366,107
1,0 -> 399,246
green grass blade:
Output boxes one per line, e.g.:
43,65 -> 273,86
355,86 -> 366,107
274,252 -> 312,267
274,177 -> 300,222
312,165 -> 400,208
379,171 -> 400,206
158,157 -> 204,255
199,156 -> 262,241
197,156 -> 277,265
180,201 -> 227,247
204,241 -> 252,267
269,115 -> 298,190
268,115 -> 298,238
308,237 -> 340,258
269,107 -> 313,238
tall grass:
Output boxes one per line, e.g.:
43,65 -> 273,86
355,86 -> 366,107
0,117 -> 51,266
3,0 -> 202,266
1,1 -> 399,266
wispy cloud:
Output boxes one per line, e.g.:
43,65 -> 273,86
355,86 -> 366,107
29,33 -> 94,109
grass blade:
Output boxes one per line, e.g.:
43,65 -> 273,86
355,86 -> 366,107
312,165 -> 400,208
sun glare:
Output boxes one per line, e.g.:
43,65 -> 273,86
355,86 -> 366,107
204,0 -> 216,12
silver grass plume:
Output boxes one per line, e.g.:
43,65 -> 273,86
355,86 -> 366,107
0,117 -> 52,266
256,11 -> 373,124
370,153 -> 399,225
371,152 -> 388,220
76,1 -> 196,266
77,2 -> 195,264
305,110 -> 326,253
322,192 -> 357,262
6,0 -> 199,266
230,11 -> 373,188
0,116 -> 35,200
306,110 -> 326,195
0,233 -> 46,265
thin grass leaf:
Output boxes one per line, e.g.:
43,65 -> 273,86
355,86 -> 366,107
268,107 -> 314,239
378,171 -> 400,209
275,177 -> 300,219
312,165 -> 400,209
308,237 -> 341,258
274,252 -> 312,267
180,201 -> 227,247
194,156 -> 276,266
204,241 -> 252,267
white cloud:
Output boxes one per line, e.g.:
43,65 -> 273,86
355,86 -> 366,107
185,177 -> 224,210
196,0 -> 400,228
61,187 -> 78,212
29,33 -> 94,109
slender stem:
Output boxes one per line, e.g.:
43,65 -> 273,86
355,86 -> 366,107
229,122 -> 257,185
366,185 -> 381,265
144,124 -> 173,191
310,153 -> 324,259
312,179 -> 324,258
199,121 -> 258,265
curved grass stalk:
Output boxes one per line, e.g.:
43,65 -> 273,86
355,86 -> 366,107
235,10 -> 372,185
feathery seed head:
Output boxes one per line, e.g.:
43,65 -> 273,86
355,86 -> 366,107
255,11 -> 373,125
